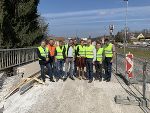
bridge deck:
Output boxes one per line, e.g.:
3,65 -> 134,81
3,72 -> 145,113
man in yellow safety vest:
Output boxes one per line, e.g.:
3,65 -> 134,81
85,39 -> 96,83
76,40 -> 86,80
95,41 -> 104,81
103,38 -> 115,82
55,40 -> 66,82
37,40 -> 55,82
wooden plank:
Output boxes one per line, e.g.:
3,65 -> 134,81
34,78 -> 45,85
19,74 -> 41,95
4,71 -> 40,99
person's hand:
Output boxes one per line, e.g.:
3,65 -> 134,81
93,61 -> 95,65
99,61 -> 102,64
73,57 -> 75,61
110,59 -> 113,63
46,58 -> 49,61
55,58 -> 57,62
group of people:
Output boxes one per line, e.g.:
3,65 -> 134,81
37,38 -> 115,83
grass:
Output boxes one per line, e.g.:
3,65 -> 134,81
116,47 -> 150,59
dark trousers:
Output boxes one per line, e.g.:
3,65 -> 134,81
50,56 -> 56,77
95,61 -> 102,79
40,63 -> 52,81
74,57 -> 77,76
56,60 -> 64,78
104,57 -> 112,79
86,58 -> 93,80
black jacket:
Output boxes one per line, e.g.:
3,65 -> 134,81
37,48 -> 51,65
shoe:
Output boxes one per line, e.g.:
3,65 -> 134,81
50,77 -> 55,82
106,79 -> 111,82
78,76 -> 82,80
70,76 -> 75,80
63,77 -> 67,82
56,78 -> 59,82
103,78 -> 107,81
60,77 -> 63,80
88,80 -> 93,83
82,75 -> 87,80
43,79 -> 46,83
99,78 -> 102,82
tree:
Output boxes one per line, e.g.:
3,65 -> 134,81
0,0 -> 48,48
115,32 -> 124,43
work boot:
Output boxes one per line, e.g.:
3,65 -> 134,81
78,70 -> 81,80
50,77 -> 55,82
70,76 -> 75,81
56,78 -> 59,82
88,79 -> 93,83
99,78 -> 102,82
63,77 -> 67,82
82,70 -> 86,80
106,78 -> 111,82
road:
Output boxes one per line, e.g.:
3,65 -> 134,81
3,75 -> 145,113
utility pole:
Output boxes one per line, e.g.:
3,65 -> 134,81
124,0 -> 128,55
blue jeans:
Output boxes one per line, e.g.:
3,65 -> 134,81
86,58 -> 93,80
104,57 -> 112,79
40,63 -> 52,81
56,60 -> 64,78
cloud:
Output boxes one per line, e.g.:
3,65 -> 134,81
41,5 -> 150,37
42,6 -> 150,19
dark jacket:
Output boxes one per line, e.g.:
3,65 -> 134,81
37,48 -> 51,65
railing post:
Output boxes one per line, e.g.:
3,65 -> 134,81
143,60 -> 147,100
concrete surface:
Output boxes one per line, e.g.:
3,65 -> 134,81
0,61 -> 40,103
3,76 -> 145,113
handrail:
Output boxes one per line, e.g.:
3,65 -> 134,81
0,48 -> 38,71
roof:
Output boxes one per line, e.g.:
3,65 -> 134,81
48,37 -> 65,41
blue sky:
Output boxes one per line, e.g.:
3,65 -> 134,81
38,0 -> 150,37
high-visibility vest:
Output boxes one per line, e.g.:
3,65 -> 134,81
47,45 -> 56,56
85,45 -> 94,58
78,45 -> 86,57
104,43 -> 113,58
38,46 -> 49,60
96,48 -> 104,62
75,45 -> 79,51
56,46 -> 64,60
65,45 -> 75,57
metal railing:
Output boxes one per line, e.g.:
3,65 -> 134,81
0,48 -> 38,71
114,53 -> 150,99
114,53 -> 150,82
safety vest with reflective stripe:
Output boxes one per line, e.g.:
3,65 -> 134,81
78,45 -> 86,57
56,46 -> 64,60
96,48 -> 104,62
85,45 -> 94,58
65,45 -> 75,57
47,45 -> 56,56
38,46 -> 49,60
104,43 -> 113,58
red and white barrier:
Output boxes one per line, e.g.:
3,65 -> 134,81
126,52 -> 134,78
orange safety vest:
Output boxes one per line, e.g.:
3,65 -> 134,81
47,44 -> 56,56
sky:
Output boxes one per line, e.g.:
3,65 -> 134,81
38,0 -> 150,38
